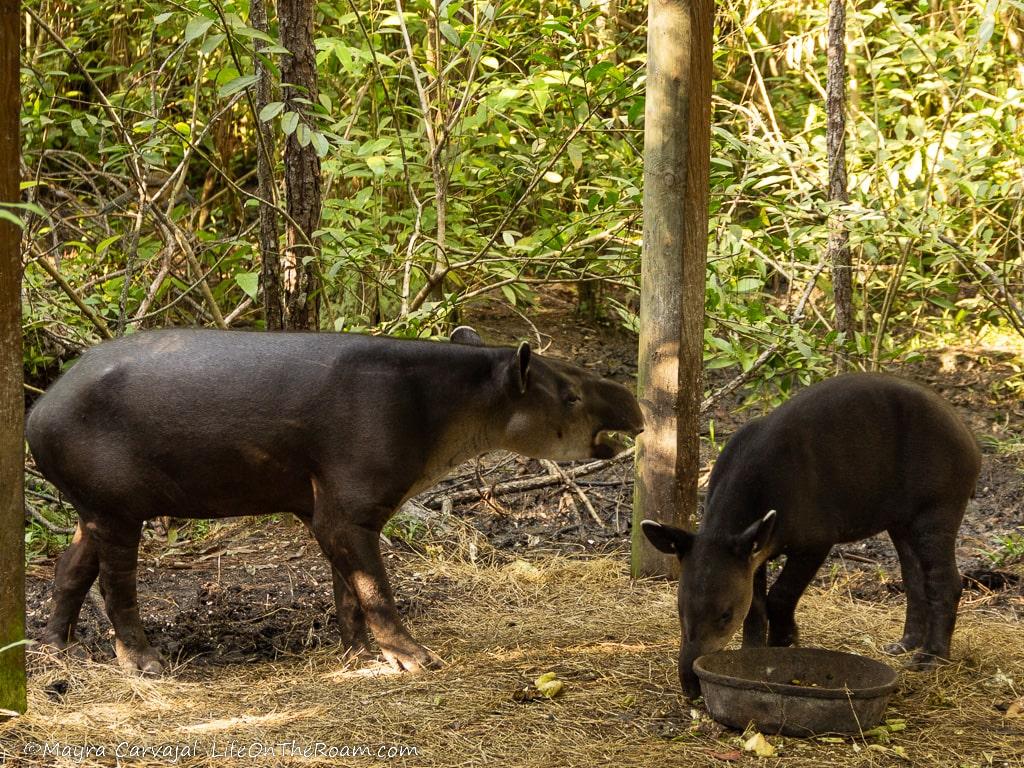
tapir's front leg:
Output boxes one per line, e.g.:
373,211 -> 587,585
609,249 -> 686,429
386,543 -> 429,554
742,564 -> 768,647
299,516 -> 371,654
311,506 -> 440,672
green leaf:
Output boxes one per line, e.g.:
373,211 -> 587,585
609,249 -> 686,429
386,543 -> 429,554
296,123 -> 311,147
200,33 -> 226,56
259,101 -> 285,122
96,234 -> 122,256
439,22 -> 460,46
281,111 -> 300,135
567,143 -> 583,171
235,272 -> 259,300
70,118 -> 87,137
232,26 -> 276,44
0,209 -> 25,229
311,131 -> 329,157
586,60 -> 616,83
365,156 -> 387,175
184,16 -> 215,43
218,74 -> 258,98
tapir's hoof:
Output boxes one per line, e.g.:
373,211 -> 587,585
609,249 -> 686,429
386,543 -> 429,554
115,643 -> 165,676
884,636 -> 924,656
768,629 -> 798,647
380,641 -> 442,673
905,651 -> 948,670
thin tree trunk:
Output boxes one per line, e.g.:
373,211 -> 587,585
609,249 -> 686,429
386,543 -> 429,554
278,0 -> 320,330
632,0 -> 713,577
0,0 -> 27,717
427,2 -> 447,306
251,0 -> 284,330
826,0 -> 853,349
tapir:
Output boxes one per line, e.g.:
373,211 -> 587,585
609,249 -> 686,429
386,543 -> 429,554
27,326 -> 644,675
642,373 -> 980,698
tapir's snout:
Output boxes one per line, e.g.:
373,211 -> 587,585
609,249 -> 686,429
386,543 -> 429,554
589,379 -> 644,458
595,380 -> 645,432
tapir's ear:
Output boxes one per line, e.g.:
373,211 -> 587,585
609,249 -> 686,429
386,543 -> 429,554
451,326 -> 484,346
510,341 -> 531,394
641,519 -> 694,558
737,510 -> 777,559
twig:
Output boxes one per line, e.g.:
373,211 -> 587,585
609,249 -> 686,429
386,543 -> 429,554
540,460 -> 605,528
30,254 -> 114,339
224,296 -> 255,326
24,501 -> 75,535
422,447 -> 635,508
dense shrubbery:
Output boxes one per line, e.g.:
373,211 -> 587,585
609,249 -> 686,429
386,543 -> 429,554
16,0 -> 1024,393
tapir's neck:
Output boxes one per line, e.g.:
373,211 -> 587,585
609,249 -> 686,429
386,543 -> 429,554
401,348 -> 509,498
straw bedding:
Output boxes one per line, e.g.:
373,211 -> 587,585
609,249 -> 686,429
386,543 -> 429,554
2,551 -> 1023,767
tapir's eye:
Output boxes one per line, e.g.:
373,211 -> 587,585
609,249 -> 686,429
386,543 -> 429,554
564,390 -> 581,405
718,610 -> 733,626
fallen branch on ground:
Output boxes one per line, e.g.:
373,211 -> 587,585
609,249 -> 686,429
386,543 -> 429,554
24,501 -> 75,535
421,447 -> 636,509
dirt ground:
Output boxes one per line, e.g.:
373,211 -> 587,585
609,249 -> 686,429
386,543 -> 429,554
6,294 -> 1024,766
6,551 -> 1024,767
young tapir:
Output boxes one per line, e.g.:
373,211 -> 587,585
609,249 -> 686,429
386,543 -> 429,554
642,373 -> 980,698
27,326 -> 643,675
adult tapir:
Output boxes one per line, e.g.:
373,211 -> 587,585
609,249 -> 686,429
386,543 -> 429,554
642,373 -> 980,698
28,326 -> 643,675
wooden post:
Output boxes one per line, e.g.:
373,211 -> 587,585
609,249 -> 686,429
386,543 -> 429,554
632,0 -> 713,577
0,0 -> 27,716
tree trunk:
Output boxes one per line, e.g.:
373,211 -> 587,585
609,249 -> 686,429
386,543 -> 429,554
826,0 -> 853,348
632,0 -> 713,577
251,0 -> 284,330
278,0 -> 320,330
0,0 -> 27,717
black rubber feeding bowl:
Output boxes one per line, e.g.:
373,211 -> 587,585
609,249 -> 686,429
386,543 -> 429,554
693,647 -> 898,737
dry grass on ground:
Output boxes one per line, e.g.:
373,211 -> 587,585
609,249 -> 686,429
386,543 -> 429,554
2,554 -> 1023,767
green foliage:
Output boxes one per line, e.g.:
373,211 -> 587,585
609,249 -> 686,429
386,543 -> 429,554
17,0 -> 1024,397
984,529 -> 1024,566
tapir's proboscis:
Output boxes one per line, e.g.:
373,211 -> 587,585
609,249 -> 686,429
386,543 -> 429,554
643,373 -> 981,699
28,327 -> 644,675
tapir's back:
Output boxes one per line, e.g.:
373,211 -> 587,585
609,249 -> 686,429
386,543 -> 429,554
707,373 -> 981,544
25,329 -> 494,519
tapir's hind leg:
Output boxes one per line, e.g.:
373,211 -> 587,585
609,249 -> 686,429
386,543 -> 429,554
766,548 -> 830,647
885,530 -> 927,654
95,520 -> 163,675
906,511 -> 964,668
41,521 -> 99,648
